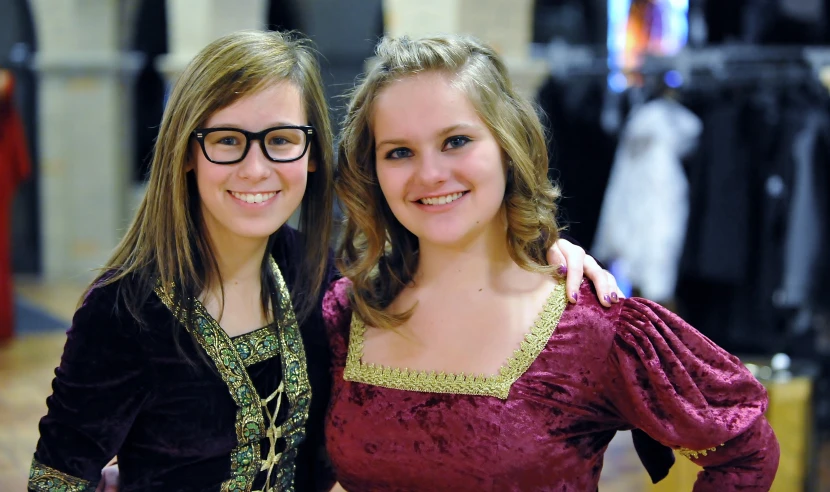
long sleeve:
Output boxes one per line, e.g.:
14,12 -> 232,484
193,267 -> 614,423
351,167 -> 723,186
603,297 -> 779,491
29,283 -> 154,491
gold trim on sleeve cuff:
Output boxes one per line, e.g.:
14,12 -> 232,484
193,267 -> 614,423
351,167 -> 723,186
28,458 -> 92,492
676,443 -> 725,460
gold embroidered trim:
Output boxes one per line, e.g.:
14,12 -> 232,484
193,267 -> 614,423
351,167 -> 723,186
154,257 -> 310,492
265,259 -> 311,491
234,325 -> 280,368
676,443 -> 725,460
28,458 -> 92,491
344,282 -> 567,400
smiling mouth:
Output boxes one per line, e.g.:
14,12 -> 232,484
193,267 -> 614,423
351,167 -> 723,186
418,191 -> 467,205
229,191 -> 278,204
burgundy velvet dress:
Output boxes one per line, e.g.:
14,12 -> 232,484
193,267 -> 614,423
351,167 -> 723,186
323,278 -> 780,491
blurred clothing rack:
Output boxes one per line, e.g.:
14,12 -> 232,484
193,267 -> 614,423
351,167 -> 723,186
531,41 -> 830,87
641,45 -> 830,89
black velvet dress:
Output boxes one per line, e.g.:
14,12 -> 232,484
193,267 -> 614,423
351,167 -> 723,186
28,226 -> 336,492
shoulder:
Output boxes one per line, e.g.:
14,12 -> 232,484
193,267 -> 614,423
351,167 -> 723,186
63,274 -> 154,361
80,270 -> 174,341
77,274 -> 134,327
556,281 -> 622,350
553,282 -> 704,363
566,281 -> 712,348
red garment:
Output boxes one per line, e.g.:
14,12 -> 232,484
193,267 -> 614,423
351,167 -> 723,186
0,73 -> 32,340
323,278 -> 780,491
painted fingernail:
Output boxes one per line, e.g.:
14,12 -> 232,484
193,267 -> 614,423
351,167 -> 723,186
571,293 -> 579,302
603,294 -> 611,303
557,264 -> 567,276
611,292 -> 619,302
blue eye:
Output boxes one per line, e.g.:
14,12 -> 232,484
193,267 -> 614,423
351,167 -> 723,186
218,136 -> 241,146
386,148 -> 413,159
444,136 -> 471,150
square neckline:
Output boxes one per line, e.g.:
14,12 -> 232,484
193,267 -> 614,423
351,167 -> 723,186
342,282 -> 568,399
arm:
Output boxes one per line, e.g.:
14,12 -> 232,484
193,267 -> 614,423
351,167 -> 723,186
679,417 -> 778,490
603,298 -> 779,491
29,285 -> 152,491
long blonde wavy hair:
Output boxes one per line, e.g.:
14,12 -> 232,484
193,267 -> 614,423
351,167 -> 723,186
336,34 -> 561,329
90,30 -> 334,339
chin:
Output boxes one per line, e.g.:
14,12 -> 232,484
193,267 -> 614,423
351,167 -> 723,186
414,229 -> 476,248
232,220 -> 290,240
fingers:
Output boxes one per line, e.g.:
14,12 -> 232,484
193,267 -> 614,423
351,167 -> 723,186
563,249 -> 586,304
546,242 -> 567,276
549,238 -> 626,307
550,239 -> 585,303
99,464 -> 120,492
583,255 -> 623,307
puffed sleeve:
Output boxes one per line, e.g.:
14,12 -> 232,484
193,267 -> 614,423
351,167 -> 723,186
28,283 -> 154,491
603,297 -> 780,491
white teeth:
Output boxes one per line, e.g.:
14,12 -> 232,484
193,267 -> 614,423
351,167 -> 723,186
230,191 -> 277,204
419,192 -> 465,206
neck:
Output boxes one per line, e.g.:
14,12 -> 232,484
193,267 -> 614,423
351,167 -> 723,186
208,233 -> 270,290
413,218 -> 522,293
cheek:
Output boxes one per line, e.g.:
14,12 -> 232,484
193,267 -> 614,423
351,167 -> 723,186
194,159 -> 229,192
276,161 -> 311,186
468,149 -> 507,188
375,165 -> 406,202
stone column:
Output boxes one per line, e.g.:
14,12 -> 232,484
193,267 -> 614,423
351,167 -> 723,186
29,0 -> 142,281
382,0 -> 549,99
157,0 -> 268,83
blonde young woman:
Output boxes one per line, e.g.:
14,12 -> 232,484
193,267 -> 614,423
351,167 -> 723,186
29,31 -> 614,492
323,35 -> 780,490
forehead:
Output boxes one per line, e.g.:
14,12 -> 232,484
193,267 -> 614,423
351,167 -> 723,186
371,72 -> 481,135
205,80 -> 306,127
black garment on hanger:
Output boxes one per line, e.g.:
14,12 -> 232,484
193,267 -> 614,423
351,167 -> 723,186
537,76 -> 619,249
131,0 -> 167,182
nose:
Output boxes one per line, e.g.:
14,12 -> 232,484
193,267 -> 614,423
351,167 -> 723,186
237,140 -> 271,181
414,150 -> 450,185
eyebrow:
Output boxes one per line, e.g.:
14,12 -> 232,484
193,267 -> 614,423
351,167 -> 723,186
375,123 -> 481,150
205,121 -> 303,129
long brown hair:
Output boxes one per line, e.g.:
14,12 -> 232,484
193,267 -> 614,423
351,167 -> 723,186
90,30 -> 334,340
336,34 -> 561,330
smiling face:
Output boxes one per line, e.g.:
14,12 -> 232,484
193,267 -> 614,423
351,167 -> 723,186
372,71 -> 508,249
189,81 -> 312,246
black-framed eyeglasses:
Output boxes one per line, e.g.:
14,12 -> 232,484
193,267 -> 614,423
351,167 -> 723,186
192,125 -> 314,164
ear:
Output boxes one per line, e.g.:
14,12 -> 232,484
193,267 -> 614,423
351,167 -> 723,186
185,157 -> 195,173
307,158 -> 317,173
